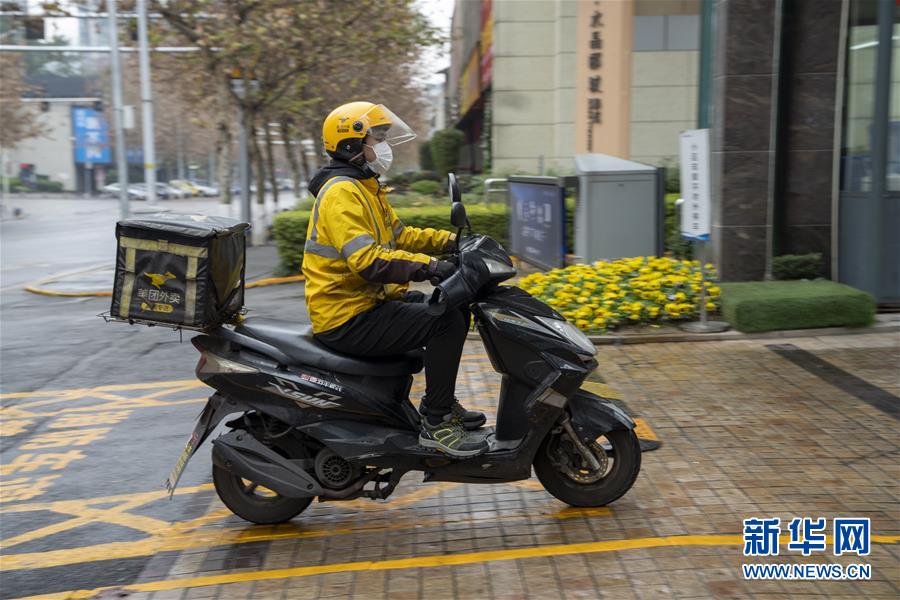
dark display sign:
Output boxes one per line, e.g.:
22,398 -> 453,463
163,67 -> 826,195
508,177 -> 566,270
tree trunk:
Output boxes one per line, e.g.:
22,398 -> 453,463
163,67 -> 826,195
312,133 -> 325,172
263,122 -> 279,209
249,121 -> 265,206
301,130 -> 314,183
215,80 -> 233,204
216,117 -> 233,205
280,121 -> 304,205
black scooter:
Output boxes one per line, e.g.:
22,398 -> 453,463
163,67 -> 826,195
166,175 -> 641,524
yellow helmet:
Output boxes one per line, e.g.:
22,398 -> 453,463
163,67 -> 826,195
321,101 -> 415,163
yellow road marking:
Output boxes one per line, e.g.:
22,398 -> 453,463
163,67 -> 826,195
0,379 -> 201,401
23,274 -> 303,298
0,479 -> 600,572
580,381 -> 622,400
339,482 -> 458,512
22,285 -> 112,298
21,534 -> 900,600
633,418 -> 658,442
245,274 -> 304,288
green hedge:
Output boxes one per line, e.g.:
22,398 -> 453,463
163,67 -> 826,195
664,193 -> 692,259
273,203 -> 509,273
409,180 -> 441,196
720,280 -> 875,333
772,253 -> 825,280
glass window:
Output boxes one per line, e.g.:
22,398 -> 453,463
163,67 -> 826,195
887,12 -> 899,191
634,16 -> 665,51
667,15 -> 700,51
840,0 -> 879,192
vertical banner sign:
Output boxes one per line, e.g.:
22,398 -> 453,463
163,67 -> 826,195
459,49 -> 481,117
480,0 -> 493,90
575,1 -> 633,157
679,129 -> 711,240
72,107 -> 111,165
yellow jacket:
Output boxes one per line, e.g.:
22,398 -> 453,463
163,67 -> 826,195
301,175 -> 453,333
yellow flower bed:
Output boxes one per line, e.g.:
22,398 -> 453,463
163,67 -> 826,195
519,256 -> 720,333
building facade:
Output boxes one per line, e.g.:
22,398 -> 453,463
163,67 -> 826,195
449,0 -> 898,304
711,0 -> 898,303
448,0 -> 701,174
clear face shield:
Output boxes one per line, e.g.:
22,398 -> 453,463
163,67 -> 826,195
361,104 -> 416,147
359,104 -> 416,175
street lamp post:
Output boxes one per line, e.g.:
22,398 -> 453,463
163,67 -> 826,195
229,76 -> 252,229
106,0 -> 130,219
137,0 -> 158,207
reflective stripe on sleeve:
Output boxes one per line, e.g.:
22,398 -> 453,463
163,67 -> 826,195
340,233 -> 376,259
304,239 -> 341,259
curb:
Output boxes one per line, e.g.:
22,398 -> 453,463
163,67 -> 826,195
23,264 -> 112,298
24,270 -> 304,298
466,320 -> 899,345
245,275 -> 305,289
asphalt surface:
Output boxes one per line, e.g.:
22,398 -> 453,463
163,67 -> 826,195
1,196 -> 306,597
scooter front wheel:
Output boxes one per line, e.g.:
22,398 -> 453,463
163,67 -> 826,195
212,464 -> 313,524
533,428 -> 641,507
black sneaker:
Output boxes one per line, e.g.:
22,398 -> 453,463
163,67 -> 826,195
419,398 -> 486,431
419,413 -> 489,458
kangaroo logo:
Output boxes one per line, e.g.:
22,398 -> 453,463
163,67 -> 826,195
144,271 -> 176,289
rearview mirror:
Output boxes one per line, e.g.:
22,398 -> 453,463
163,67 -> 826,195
450,201 -> 468,229
447,172 -> 461,203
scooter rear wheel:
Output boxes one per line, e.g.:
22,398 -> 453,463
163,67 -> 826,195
533,428 -> 641,507
212,464 -> 313,524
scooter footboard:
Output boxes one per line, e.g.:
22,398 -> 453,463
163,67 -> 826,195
566,389 -> 635,445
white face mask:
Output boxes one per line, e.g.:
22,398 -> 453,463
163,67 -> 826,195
365,141 -> 393,175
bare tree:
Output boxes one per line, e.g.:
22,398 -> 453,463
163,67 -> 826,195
0,53 -> 49,149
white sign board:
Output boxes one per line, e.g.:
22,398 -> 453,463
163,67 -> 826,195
679,129 -> 711,240
123,105 -> 135,130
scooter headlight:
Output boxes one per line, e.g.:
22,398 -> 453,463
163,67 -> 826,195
484,257 -> 516,276
535,316 -> 596,356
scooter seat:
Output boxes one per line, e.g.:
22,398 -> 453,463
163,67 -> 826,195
234,317 -> 424,377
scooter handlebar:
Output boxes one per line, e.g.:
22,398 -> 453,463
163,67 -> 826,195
426,251 -> 487,315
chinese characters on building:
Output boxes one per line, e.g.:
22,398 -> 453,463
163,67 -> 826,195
586,9 -> 603,152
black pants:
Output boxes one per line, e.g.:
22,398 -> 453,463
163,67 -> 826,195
315,301 -> 470,420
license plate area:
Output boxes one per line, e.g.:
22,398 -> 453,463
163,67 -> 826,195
165,397 -> 228,495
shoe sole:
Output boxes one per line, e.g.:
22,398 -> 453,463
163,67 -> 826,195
418,436 -> 488,457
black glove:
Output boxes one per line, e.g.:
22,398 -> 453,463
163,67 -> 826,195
402,290 -> 426,303
428,260 -> 456,285
445,235 -> 458,253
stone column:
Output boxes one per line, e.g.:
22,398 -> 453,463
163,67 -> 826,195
710,0 -> 778,281
775,1 -> 842,275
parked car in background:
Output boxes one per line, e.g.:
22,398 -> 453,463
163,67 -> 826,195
158,183 -> 188,199
126,184 -> 149,201
168,180 -> 200,196
100,183 -> 121,197
188,181 -> 220,197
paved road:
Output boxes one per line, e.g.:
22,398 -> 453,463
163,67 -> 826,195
2,199 -> 899,599
1,197 -> 306,597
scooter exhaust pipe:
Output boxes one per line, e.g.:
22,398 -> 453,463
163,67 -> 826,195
211,431 -> 324,498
